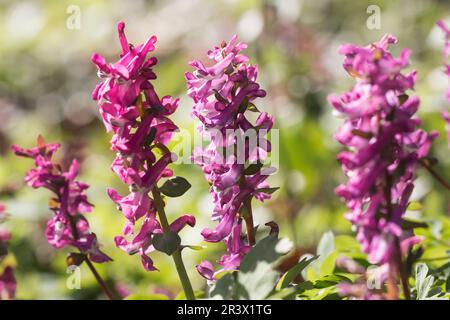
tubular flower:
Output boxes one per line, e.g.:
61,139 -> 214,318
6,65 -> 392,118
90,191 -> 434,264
92,22 -> 195,271
0,204 -> 16,300
437,20 -> 450,147
12,137 -> 111,263
328,35 -> 436,295
186,35 -> 275,279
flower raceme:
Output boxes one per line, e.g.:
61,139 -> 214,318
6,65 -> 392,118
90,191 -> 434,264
328,35 -> 437,298
437,20 -> 450,147
186,35 -> 276,279
12,137 -> 111,264
91,22 -> 196,272
0,203 -> 16,300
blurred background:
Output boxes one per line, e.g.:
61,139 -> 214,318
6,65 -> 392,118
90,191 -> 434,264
0,0 -> 449,299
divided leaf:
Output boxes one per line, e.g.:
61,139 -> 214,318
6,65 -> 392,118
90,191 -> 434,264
236,235 -> 292,299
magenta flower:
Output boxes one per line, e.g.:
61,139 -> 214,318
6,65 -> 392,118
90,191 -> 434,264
0,204 -> 11,243
338,282 -> 384,300
437,20 -> 450,59
92,22 -> 195,271
186,35 -> 275,279
0,266 -> 15,300
437,20 -> 450,147
12,137 -> 111,263
0,204 -> 16,300
328,35 -> 436,298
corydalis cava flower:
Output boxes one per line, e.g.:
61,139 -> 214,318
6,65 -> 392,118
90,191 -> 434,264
328,34 -> 437,297
12,137 -> 111,263
437,20 -> 450,147
92,22 -> 195,271
186,35 -> 275,279
0,203 -> 16,300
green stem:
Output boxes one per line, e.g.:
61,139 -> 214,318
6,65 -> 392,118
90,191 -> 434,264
384,171 -> 411,300
172,249 -> 196,299
242,197 -> 256,246
84,257 -> 116,300
238,173 -> 256,246
394,238 -> 411,300
419,159 -> 450,191
64,186 -> 116,300
420,256 -> 450,262
151,188 -> 196,300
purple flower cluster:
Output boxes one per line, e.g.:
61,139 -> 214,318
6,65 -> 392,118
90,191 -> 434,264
12,137 -> 111,263
328,35 -> 436,283
437,20 -> 450,146
185,35 -> 275,279
92,22 -> 195,271
0,203 -> 16,300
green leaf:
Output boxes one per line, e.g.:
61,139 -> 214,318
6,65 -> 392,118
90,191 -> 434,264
247,103 -> 260,112
414,263 -> 447,300
302,231 -> 335,281
182,245 -> 206,251
415,263 -> 433,300
321,292 -> 343,300
152,232 -> 181,255
145,127 -> 157,146
398,94 -> 409,105
317,231 -> 335,258
319,252 -> 337,276
254,187 -> 279,195
293,280 -> 314,294
237,97 -> 250,113
314,274 -> 351,289
213,269 -> 234,280
213,89 -> 229,105
210,273 -> 237,300
175,290 -> 205,300
334,235 -> 360,252
402,218 -> 428,230
407,201 -> 423,211
159,177 -> 191,197
243,162 -> 263,175
267,287 -> 297,300
277,255 -> 318,289
236,236 -> 292,299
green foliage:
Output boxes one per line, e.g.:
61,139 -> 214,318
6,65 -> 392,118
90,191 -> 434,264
302,231 -> 336,281
415,263 -> 435,300
277,256 -> 318,290
414,263 -> 448,300
159,177 -> 191,198
209,235 -> 292,300
237,236 -> 292,299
